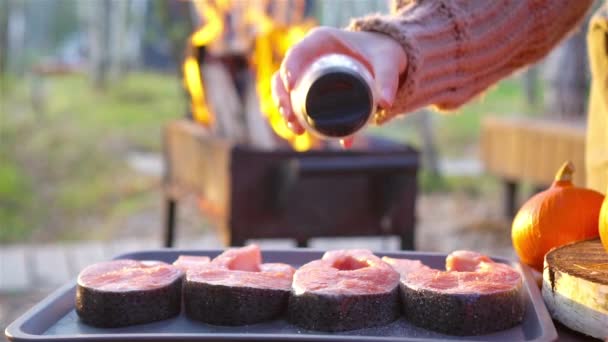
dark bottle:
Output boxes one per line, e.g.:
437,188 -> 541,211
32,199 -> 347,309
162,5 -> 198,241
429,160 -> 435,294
290,54 -> 377,139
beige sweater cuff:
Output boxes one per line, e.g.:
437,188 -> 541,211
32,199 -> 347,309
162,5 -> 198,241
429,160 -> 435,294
348,0 -> 594,124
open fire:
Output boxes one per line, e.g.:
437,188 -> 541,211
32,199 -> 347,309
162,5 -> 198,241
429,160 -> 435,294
183,0 -> 316,151
161,0 -> 419,253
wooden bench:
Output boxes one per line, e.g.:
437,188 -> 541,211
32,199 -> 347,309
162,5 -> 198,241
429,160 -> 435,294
480,116 -> 587,217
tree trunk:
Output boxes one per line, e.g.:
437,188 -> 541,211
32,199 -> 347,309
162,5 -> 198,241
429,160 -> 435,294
522,66 -> 539,108
87,0 -> 112,90
544,28 -> 589,119
108,0 -> 129,81
126,0 -> 147,69
156,0 -> 195,78
0,0 -> 10,76
414,110 -> 441,177
7,0 -> 26,77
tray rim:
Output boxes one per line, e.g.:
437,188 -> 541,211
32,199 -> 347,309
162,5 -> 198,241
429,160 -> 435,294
5,248 -> 558,342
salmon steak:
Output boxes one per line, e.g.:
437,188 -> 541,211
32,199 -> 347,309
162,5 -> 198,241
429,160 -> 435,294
384,250 -> 524,335
75,259 -> 183,328
183,244 -> 295,325
172,255 -> 210,272
288,249 -> 400,332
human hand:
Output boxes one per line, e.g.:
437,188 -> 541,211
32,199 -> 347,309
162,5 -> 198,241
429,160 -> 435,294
271,26 -> 407,148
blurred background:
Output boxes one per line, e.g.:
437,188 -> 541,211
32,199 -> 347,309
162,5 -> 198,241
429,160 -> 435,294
0,0 -> 594,329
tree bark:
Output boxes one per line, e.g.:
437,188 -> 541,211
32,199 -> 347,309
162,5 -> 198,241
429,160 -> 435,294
126,0 -> 147,69
0,0 -> 10,75
108,0 -> 129,81
87,0 -> 112,90
522,66 -> 539,108
156,0 -> 195,78
414,110 -> 441,178
544,28 -> 589,119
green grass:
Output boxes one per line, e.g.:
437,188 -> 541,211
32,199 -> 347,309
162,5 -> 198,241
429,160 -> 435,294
36,73 -> 186,151
0,157 -> 32,241
368,76 -> 543,156
1,72 -> 183,243
1,71 -> 539,243
418,170 -> 502,195
368,75 -> 543,194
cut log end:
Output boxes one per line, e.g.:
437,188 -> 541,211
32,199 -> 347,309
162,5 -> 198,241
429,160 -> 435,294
542,239 -> 608,340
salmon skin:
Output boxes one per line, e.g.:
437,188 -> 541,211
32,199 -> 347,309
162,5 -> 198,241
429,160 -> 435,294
288,249 -> 401,332
384,250 -> 525,335
75,259 -> 183,328
183,244 -> 295,325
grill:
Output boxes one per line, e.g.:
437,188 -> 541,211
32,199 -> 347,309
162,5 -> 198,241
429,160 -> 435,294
165,2 -> 420,249
162,119 -> 419,249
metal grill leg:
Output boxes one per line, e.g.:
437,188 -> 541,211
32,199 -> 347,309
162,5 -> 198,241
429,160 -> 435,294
504,180 -> 518,218
400,230 -> 415,250
164,198 -> 177,247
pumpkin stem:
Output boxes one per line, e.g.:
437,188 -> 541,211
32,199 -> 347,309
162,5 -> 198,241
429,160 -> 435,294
554,161 -> 575,182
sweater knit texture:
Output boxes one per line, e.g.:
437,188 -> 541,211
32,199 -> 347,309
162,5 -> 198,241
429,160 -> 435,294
348,0 -> 595,124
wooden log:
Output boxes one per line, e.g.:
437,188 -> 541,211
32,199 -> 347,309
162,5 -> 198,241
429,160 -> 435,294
200,61 -> 246,142
243,76 -> 279,149
542,239 -> 608,340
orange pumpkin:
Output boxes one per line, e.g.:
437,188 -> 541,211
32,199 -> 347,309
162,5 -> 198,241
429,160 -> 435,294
600,186 -> 608,252
511,161 -> 604,271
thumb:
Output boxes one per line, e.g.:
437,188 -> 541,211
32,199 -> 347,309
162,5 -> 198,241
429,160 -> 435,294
369,45 -> 407,109
371,57 -> 403,109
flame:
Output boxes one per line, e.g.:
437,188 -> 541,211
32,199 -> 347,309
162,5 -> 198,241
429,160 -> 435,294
183,56 -> 212,125
184,0 -> 317,151
182,0 -> 230,126
250,11 -> 316,151
190,0 -> 229,47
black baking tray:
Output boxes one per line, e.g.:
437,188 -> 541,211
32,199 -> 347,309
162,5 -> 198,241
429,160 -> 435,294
5,249 -> 558,341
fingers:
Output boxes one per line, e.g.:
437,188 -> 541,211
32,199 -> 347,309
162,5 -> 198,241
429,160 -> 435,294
277,27 -> 373,137
271,72 -> 293,121
275,27 -> 407,137
286,119 -> 305,135
271,72 -> 304,135
280,27 -> 366,91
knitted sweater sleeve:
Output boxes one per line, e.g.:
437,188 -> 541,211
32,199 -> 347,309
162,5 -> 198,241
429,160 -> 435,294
348,0 -> 594,124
